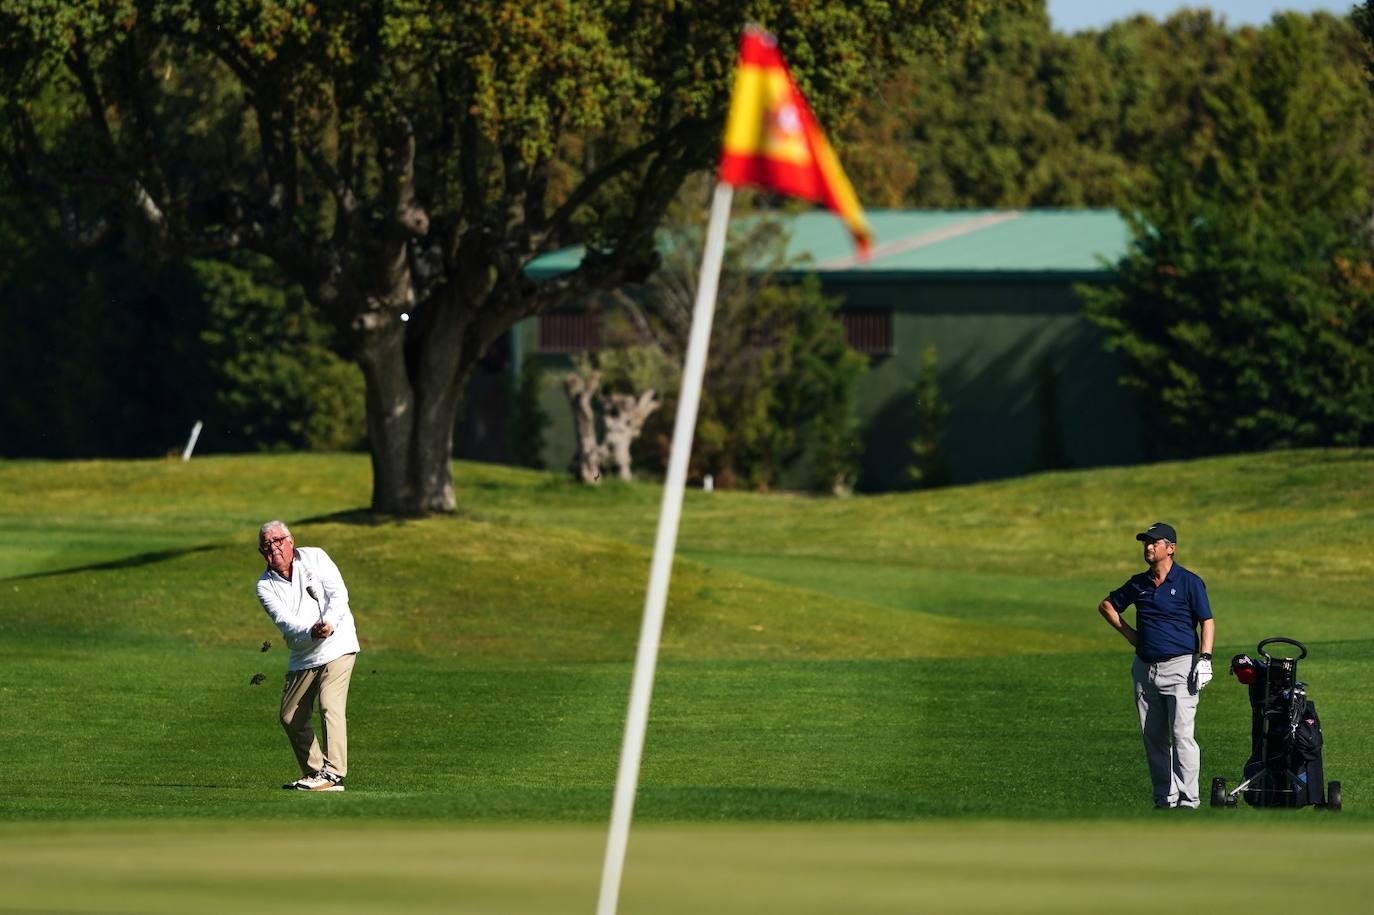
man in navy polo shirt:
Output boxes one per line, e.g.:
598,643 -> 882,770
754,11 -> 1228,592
1099,522 -> 1216,809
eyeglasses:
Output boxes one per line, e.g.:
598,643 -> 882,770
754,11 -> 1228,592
261,535 -> 290,551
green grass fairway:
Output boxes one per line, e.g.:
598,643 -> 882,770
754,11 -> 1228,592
2,450 -> 1373,910
3,820 -> 1373,914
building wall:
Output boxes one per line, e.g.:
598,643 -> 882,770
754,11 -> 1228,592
494,274 -> 1143,489
453,332 -> 515,464
836,276 -> 1141,490
509,319 -> 584,474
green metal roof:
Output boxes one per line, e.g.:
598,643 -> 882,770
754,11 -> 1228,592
526,208 -> 1131,280
803,209 -> 1129,274
525,245 -> 585,279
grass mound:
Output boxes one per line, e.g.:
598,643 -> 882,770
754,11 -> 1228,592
2,449 -> 1372,825
4,449 -> 1374,910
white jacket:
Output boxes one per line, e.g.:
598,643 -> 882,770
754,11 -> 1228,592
256,546 -> 361,671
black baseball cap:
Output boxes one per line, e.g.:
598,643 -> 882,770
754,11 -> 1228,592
1136,522 -> 1177,544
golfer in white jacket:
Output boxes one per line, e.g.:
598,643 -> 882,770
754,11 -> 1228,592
256,520 -> 361,792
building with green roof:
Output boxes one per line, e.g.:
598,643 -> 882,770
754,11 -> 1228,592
468,208 -> 1142,489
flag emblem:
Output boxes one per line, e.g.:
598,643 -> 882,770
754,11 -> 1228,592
718,26 -> 872,256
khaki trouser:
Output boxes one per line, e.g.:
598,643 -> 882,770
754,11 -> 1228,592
1132,653 -> 1201,808
281,652 -> 356,777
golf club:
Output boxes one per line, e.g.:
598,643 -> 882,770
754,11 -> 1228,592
306,578 -> 326,633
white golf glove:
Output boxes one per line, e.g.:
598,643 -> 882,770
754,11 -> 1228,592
1193,657 -> 1213,692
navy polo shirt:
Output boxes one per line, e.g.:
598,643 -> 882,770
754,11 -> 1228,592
1108,562 -> 1213,663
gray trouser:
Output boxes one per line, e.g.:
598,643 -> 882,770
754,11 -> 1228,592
1132,653 -> 1200,808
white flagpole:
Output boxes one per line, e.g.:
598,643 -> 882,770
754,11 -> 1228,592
596,181 -> 735,915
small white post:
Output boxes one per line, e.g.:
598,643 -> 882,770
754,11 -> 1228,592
595,182 -> 734,915
181,420 -> 203,461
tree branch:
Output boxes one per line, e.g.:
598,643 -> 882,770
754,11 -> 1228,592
541,119 -> 699,251
116,31 -> 172,210
380,117 -> 428,240
59,205 -> 113,249
277,92 -> 300,221
66,38 -> 119,159
457,82 -> 485,237
67,35 -> 168,250
302,139 -> 358,218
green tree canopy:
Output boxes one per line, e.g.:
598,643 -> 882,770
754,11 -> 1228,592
0,198 -> 363,457
845,4 -> 1374,213
0,0 -> 1002,512
1083,12 -> 1374,457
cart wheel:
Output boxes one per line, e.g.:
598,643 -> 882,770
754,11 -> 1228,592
1211,777 -> 1227,808
1327,781 -> 1341,812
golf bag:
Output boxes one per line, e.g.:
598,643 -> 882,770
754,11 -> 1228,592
1211,637 -> 1338,810
1231,649 -> 1324,806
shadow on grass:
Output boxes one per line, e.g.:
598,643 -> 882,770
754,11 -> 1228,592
293,509 -> 429,527
2,508 -> 426,583
2,544 -> 221,582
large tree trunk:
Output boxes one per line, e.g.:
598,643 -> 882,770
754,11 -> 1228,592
407,290 -> 471,513
410,386 -> 462,513
357,322 -> 417,514
409,347 -> 472,513
354,285 -> 477,514
357,351 -> 469,514
356,354 -> 473,513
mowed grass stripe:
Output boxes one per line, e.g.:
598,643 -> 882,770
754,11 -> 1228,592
3,516 -> 1089,662
12,448 -> 1374,584
1,450 -> 1371,828
3,451 -> 1373,909
684,549 -> 1099,635
2,820 -> 1372,914
4,643 -> 1369,822
454,449 -> 1374,580
680,547 -> 1374,652
0,454 -> 370,579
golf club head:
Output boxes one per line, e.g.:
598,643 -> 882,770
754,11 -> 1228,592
305,583 -> 325,623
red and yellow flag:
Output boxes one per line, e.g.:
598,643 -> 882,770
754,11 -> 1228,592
718,26 -> 872,257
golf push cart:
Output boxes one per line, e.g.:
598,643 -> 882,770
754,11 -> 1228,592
1211,637 -> 1340,811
